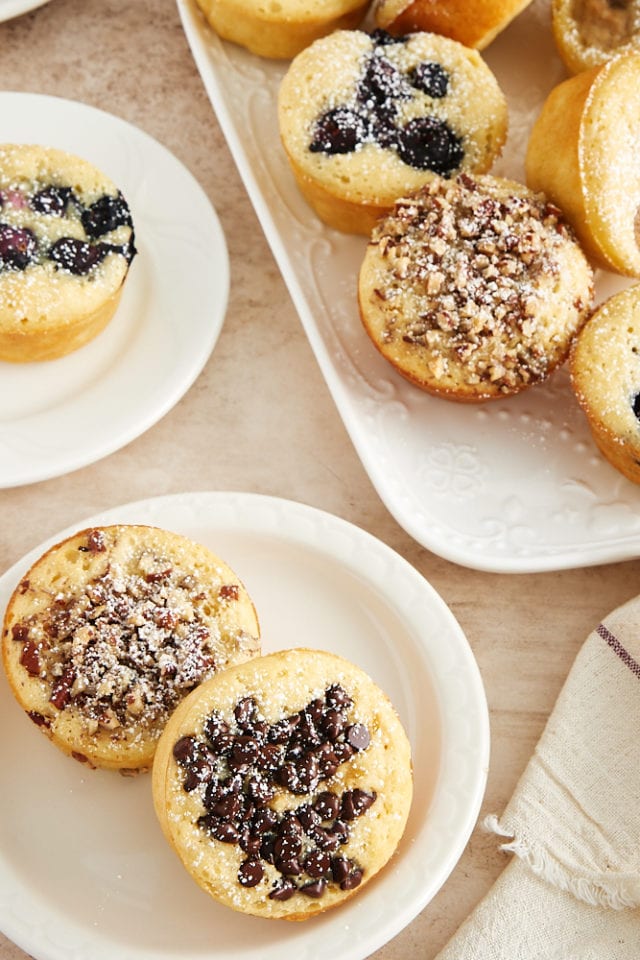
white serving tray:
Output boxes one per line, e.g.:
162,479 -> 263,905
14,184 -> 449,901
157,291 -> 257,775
178,0 -> 640,573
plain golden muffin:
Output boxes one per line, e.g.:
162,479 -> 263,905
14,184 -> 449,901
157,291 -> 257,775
374,0 -> 534,49
358,174 -> 594,401
194,0 -> 369,59
571,283 -> 640,484
1,525 -> 260,772
152,648 -> 413,920
278,28 -> 508,234
525,51 -> 640,278
0,144 -> 136,363
552,0 -> 640,74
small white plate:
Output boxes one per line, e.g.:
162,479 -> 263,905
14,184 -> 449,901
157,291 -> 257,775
0,92 -> 229,488
0,0 -> 50,21
0,491 -> 489,960
177,0 -> 640,573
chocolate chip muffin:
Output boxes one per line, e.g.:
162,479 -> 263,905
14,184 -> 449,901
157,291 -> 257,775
0,144 -> 136,363
278,28 -> 508,234
571,283 -> 640,484
358,173 -> 594,401
194,0 -> 369,60
1,525 -> 261,772
552,0 -> 640,74
152,648 -> 413,920
526,50 -> 640,278
374,0 -> 534,49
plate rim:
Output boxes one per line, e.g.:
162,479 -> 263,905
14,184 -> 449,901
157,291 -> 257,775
0,490 -> 490,960
0,90 -> 229,489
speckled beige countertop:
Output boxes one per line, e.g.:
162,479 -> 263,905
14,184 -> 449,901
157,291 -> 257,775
0,2 -> 639,959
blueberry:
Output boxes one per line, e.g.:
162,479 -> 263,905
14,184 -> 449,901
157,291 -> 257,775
357,54 -> 412,111
632,392 -> 640,422
31,186 -> 75,216
409,61 -> 450,98
369,28 -> 409,46
81,192 -> 132,238
395,116 -> 464,175
0,223 -> 37,270
49,237 -> 109,275
309,107 -> 369,155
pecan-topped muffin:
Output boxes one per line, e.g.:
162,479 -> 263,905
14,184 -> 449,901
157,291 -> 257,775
152,648 -> 413,920
278,29 -> 507,234
1,525 -> 260,772
358,173 -> 594,401
0,144 -> 136,363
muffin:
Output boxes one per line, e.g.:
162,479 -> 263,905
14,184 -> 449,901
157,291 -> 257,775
0,144 -> 136,363
152,648 -> 413,920
278,28 -> 508,234
570,283 -> 640,484
1,525 -> 261,772
373,0 -> 534,49
194,0 -> 370,59
525,51 -> 640,278
552,0 -> 640,74
358,173 -> 594,401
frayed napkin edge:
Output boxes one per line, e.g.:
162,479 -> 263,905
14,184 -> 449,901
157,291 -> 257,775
483,814 -> 640,911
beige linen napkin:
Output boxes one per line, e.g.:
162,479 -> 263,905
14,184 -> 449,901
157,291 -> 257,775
435,595 -> 640,959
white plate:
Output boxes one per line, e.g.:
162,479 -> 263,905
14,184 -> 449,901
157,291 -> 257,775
0,491 -> 488,960
0,0 -> 50,21
177,0 -> 640,573
0,92 -> 229,488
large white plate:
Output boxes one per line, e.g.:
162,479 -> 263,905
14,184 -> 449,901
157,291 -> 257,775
0,0 -> 50,21
0,92 -> 229,488
0,491 -> 488,960
178,0 -> 640,573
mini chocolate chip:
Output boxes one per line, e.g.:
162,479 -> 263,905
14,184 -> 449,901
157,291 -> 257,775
341,868 -> 364,890
325,684 -> 353,709
260,835 -> 276,864
203,712 -> 229,741
331,857 -> 351,883
305,850 -> 331,878
212,822 -> 240,843
346,723 -> 370,751
238,857 -> 264,887
210,793 -> 242,820
268,715 -> 300,743
301,879 -> 327,898
231,736 -> 260,766
252,808 -> 278,834
342,788 -> 376,820
269,879 -> 297,901
173,735 -> 197,764
239,831 -> 262,856
297,804 -> 321,832
328,819 -> 350,844
632,392 -> 640,421
234,696 -> 259,728
314,791 -> 340,821
246,774 -> 274,804
322,707 -> 347,741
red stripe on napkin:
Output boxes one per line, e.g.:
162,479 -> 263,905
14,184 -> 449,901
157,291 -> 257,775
597,623 -> 640,680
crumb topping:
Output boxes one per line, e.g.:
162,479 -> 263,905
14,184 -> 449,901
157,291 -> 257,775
368,174 -> 591,391
11,532 -> 246,740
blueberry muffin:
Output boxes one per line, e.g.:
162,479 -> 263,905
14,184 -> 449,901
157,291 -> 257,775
526,51 -> 640,278
571,283 -> 640,484
358,174 -> 594,401
0,144 -> 136,363
552,0 -> 640,74
374,0 -> 534,49
278,29 -> 508,234
1,525 -> 261,772
194,0 -> 370,60
152,648 -> 413,920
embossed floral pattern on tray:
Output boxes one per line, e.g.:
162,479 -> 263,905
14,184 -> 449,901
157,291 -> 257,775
178,0 -> 640,572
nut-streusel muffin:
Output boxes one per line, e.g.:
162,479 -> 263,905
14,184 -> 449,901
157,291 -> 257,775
358,173 -> 594,401
374,0 -> 534,50
0,144 -> 136,363
571,283 -> 640,484
278,28 -> 508,234
194,0 -> 370,60
1,525 -> 260,772
552,0 -> 640,74
152,648 -> 413,920
526,51 -> 640,278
